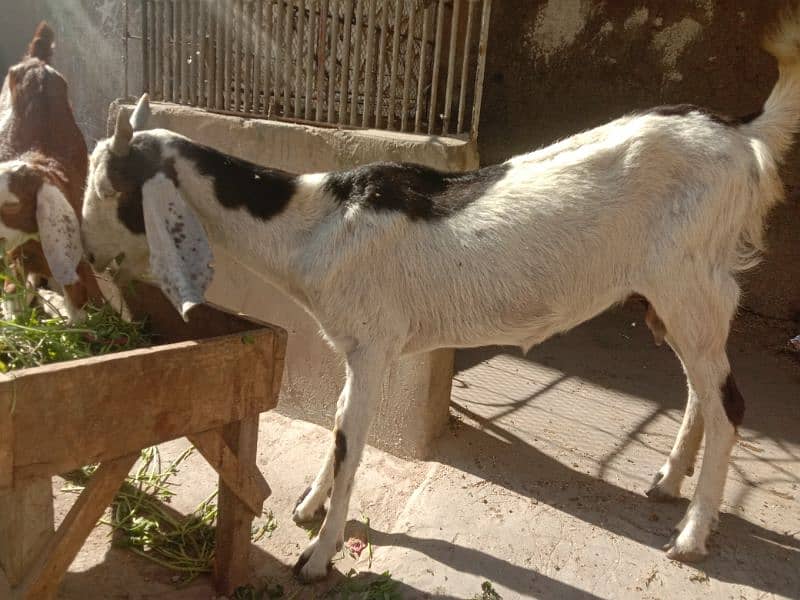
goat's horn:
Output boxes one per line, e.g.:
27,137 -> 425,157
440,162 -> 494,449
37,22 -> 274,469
129,93 -> 151,131
110,109 -> 133,157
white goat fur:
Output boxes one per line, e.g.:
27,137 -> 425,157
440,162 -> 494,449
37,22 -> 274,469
81,10 -> 800,581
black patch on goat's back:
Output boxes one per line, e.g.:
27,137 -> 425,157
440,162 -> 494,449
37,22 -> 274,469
645,104 -> 763,127
323,161 -> 510,221
107,135 -> 177,234
169,138 -> 296,220
721,373 -> 745,427
333,430 -> 347,477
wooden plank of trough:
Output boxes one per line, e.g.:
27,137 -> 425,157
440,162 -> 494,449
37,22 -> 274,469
0,386 -> 13,489
9,327 -> 281,483
213,416 -> 259,594
0,477 -> 54,587
270,321 -> 287,401
187,428 -> 270,515
16,453 -> 138,600
123,281 -> 269,343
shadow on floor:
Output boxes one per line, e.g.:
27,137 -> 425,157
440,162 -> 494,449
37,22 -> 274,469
423,406 -> 799,598
58,541 -> 459,600
366,526 -> 606,599
435,307 -> 799,596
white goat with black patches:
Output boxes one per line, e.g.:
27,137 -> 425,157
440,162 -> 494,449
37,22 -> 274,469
82,10 -> 800,581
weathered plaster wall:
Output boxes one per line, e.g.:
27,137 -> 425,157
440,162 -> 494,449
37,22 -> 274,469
480,0 -> 799,325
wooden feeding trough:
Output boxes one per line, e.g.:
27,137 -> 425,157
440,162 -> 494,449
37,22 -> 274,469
0,283 -> 287,599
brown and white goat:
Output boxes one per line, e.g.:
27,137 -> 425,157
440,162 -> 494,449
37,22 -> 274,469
0,22 -> 103,320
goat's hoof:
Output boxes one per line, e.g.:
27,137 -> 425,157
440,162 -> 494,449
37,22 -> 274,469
662,529 -> 679,551
663,530 -> 708,563
665,544 -> 708,563
292,486 -> 327,524
293,543 -> 332,583
645,473 -> 679,502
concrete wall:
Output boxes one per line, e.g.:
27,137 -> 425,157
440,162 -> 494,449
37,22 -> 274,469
479,0 -> 800,325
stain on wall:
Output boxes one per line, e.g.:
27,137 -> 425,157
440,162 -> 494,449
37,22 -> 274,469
523,0 -> 593,65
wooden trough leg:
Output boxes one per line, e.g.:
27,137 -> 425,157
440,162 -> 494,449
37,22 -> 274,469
14,453 -> 138,600
187,428 -> 271,516
213,416 -> 260,595
0,477 -> 55,588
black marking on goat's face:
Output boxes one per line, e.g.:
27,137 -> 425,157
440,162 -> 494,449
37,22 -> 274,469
333,430 -> 347,478
721,373 -> 745,427
645,104 -> 763,127
323,161 -> 511,221
106,135 -> 178,234
168,138 -> 296,220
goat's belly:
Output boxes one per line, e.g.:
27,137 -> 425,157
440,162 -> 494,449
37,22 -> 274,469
400,320 -> 562,355
399,286 -> 629,356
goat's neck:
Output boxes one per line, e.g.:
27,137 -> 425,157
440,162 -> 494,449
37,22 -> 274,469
185,173 -> 328,309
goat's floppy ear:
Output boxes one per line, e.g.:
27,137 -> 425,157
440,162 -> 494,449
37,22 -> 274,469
129,93 -> 151,131
142,174 -> 213,320
36,183 -> 82,287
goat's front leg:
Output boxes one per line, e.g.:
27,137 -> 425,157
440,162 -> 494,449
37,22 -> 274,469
293,346 -> 391,582
292,388 -> 347,523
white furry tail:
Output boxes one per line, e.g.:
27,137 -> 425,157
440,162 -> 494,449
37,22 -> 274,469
743,5 -> 800,161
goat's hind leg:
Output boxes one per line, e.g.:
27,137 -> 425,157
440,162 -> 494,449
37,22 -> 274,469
646,368 -> 704,500
649,276 -> 742,561
638,300 -> 703,501
665,354 -> 740,561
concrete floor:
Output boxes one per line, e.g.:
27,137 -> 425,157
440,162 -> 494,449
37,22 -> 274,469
48,306 -> 800,599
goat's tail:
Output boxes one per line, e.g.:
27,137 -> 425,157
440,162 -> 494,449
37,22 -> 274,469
729,6 -> 800,273
742,6 -> 800,161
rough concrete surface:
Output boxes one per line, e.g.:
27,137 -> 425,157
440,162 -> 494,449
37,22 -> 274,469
44,306 -> 799,599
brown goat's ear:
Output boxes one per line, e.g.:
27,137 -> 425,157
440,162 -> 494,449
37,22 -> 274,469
27,21 -> 55,63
